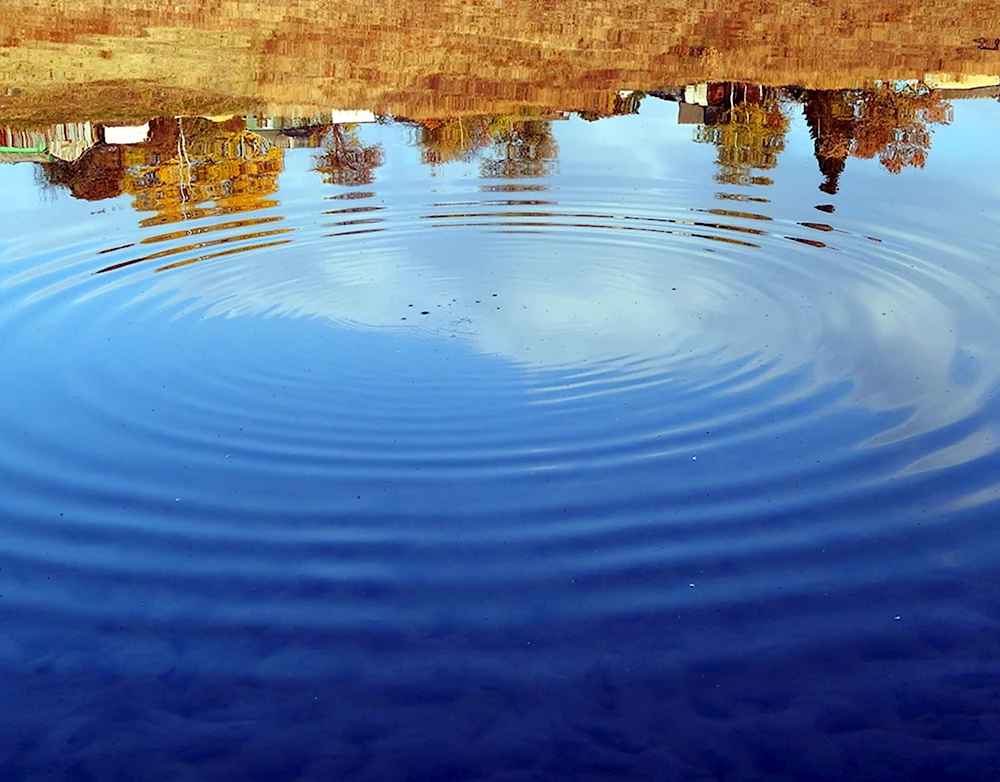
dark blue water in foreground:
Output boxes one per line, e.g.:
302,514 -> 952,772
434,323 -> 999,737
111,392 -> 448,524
3,97 -> 1000,779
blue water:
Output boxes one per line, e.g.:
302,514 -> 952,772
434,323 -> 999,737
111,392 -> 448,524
2,96 -> 1000,779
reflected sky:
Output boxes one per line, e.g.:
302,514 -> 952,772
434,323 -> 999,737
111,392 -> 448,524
3,98 -> 1000,462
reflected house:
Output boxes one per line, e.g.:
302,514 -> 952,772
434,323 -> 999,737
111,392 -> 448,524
0,121 -> 96,163
677,102 -> 705,125
37,116 -> 284,219
654,82 -> 780,129
102,122 -> 150,146
247,110 -> 378,149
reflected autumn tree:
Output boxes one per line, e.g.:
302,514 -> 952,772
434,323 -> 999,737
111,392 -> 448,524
694,85 -> 789,186
414,116 -> 493,167
38,116 -> 284,221
312,124 -> 384,186
479,117 -> 558,179
852,85 -> 953,174
128,118 -> 283,221
413,114 -> 558,178
803,83 -> 953,192
38,145 -> 126,201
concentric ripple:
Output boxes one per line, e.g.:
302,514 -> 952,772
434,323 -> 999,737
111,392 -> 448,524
2,116 -> 1000,683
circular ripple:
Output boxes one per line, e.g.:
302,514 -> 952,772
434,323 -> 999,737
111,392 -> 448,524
3,149 -> 1000,674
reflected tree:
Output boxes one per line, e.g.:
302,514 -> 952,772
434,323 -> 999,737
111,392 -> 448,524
479,117 -> 558,179
802,83 -> 953,191
413,116 -> 493,167
313,124 -> 385,186
37,116 -> 284,217
695,87 -> 789,186
38,145 -> 126,201
413,114 -> 558,179
850,84 -> 952,174
803,90 -> 856,194
124,118 -> 283,220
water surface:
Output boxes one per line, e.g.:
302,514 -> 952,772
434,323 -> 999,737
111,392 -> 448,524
2,86 -> 1000,780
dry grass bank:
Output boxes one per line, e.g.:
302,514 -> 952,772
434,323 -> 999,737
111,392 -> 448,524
1,0 -> 998,124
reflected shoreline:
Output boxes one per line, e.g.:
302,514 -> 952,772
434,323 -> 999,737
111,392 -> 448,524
2,0 -> 1000,125
3,79 -> 995,216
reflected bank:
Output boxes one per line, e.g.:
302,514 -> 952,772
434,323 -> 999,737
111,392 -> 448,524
3,0 -> 1000,123
4,78 -> 996,215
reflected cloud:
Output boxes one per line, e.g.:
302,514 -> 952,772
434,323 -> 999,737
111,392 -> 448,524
127,188 -> 1000,460
3,83 -> 1000,456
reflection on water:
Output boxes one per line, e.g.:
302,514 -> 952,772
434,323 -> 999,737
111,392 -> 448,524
31,117 -> 283,220
2,71 -> 1000,780
5,79 -> 991,211
803,85 -> 956,192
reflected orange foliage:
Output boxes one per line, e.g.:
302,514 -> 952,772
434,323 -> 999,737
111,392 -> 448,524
849,86 -> 953,174
803,84 -> 953,191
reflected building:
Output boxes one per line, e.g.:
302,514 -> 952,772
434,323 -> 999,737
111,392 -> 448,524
247,110 -> 378,149
34,116 -> 284,221
0,121 -> 95,163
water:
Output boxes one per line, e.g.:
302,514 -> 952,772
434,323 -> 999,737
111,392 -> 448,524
2,91 -> 1000,779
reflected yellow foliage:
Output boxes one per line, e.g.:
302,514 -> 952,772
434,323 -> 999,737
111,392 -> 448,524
479,118 -> 559,180
695,89 -> 790,186
413,113 -> 559,178
39,117 -> 283,221
414,116 -> 494,167
25,80 -> 971,208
